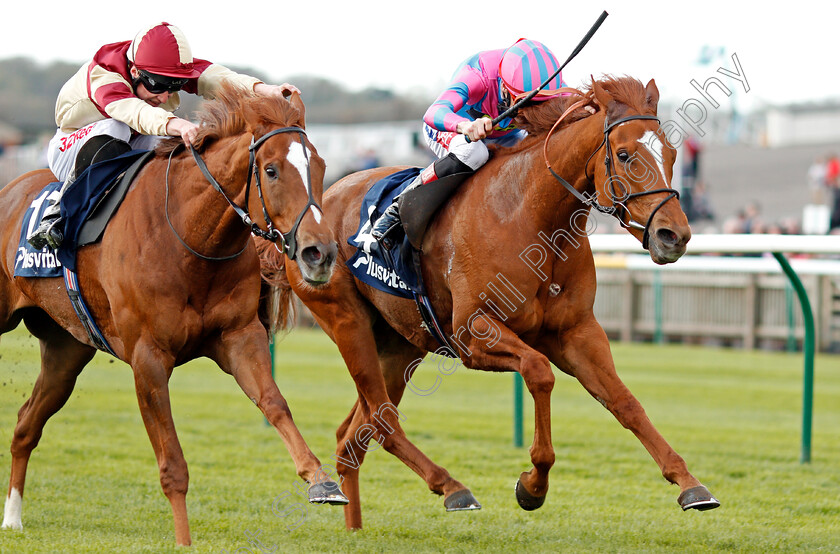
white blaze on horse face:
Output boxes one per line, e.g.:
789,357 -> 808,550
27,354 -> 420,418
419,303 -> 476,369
2,488 -> 23,530
309,205 -> 323,224
639,130 -> 667,183
286,142 -> 322,224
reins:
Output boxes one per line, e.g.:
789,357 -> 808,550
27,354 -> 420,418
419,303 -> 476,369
542,103 -> 679,250
164,126 -> 319,261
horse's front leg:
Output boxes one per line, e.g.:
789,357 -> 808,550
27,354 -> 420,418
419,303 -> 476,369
549,315 -> 719,511
456,318 -> 556,510
209,321 -> 347,505
130,343 -> 192,546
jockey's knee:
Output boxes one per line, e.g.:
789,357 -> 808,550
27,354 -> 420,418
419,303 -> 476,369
431,152 -> 475,182
90,119 -> 133,143
447,134 -> 490,171
129,134 -> 165,151
73,135 -> 131,176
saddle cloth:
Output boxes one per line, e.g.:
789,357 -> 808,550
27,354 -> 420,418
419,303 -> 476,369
14,150 -> 152,277
346,167 -> 423,298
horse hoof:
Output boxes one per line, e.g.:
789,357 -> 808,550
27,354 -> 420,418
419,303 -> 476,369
678,485 -> 720,511
515,479 -> 546,511
307,480 -> 349,505
444,488 -> 481,512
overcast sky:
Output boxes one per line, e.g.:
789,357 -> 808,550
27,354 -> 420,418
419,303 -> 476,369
1,1 -> 833,113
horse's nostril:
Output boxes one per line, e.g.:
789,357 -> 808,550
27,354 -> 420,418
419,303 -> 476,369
301,246 -> 322,265
656,228 -> 679,247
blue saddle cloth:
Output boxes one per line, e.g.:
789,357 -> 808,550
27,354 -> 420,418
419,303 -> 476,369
14,149 -> 150,277
15,182 -> 64,277
346,168 -> 423,298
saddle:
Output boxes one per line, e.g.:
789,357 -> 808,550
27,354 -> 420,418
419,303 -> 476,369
58,150 -> 154,270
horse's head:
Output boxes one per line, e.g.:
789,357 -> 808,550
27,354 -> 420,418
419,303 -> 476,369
590,78 -> 691,264
242,92 -> 337,284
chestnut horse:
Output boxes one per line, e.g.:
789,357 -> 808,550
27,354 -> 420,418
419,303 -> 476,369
275,76 -> 720,529
0,85 -> 345,546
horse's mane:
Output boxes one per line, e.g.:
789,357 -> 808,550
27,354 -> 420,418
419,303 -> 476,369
504,75 -> 650,153
155,82 -> 302,156
254,236 -> 296,335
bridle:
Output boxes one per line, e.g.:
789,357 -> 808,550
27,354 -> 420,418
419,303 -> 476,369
544,110 -> 680,250
171,126 -> 321,261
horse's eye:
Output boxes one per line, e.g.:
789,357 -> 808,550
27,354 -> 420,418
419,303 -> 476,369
265,166 -> 278,179
616,151 -> 630,163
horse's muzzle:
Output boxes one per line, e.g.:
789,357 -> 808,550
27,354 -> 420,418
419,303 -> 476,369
298,241 -> 337,284
648,225 -> 690,265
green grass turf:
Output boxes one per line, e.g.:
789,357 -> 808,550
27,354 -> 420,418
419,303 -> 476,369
1,325 -> 839,553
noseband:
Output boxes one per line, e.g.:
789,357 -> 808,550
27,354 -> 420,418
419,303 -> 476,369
184,126 -> 321,261
546,113 -> 679,250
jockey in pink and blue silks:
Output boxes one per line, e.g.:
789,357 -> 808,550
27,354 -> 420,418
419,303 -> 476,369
371,38 -> 569,246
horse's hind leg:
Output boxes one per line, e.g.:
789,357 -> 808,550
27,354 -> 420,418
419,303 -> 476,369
324,310 -> 479,529
554,316 -> 719,511
333,324 -> 479,530
334,323 -> 415,529
2,314 -> 95,530
334,396 -> 369,530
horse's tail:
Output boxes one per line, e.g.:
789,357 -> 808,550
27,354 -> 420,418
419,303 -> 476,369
255,237 -> 297,336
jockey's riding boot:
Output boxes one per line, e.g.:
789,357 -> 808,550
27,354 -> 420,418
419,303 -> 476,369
371,153 -> 474,250
370,202 -> 401,249
26,170 -> 76,251
27,202 -> 64,251
371,175 -> 422,250
26,202 -> 64,250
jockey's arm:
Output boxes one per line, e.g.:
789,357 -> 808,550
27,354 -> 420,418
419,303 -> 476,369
254,82 -> 301,98
166,82 -> 301,148
166,117 -> 199,148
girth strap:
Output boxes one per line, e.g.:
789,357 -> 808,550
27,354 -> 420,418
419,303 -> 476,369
63,268 -> 117,356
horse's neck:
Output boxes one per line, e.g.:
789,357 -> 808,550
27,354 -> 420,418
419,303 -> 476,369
495,114 -> 604,233
168,137 -> 253,251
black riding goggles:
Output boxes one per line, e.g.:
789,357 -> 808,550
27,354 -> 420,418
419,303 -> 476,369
137,70 -> 189,94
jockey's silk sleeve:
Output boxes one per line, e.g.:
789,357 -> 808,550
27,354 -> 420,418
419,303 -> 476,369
196,64 -> 262,99
423,49 -> 517,138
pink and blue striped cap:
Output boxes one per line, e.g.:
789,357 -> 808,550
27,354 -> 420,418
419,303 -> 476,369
499,38 -> 563,101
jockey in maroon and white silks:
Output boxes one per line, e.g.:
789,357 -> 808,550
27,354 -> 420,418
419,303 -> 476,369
29,22 -> 299,251
48,22 -> 267,181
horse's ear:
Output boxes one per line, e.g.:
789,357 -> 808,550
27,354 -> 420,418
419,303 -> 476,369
287,91 -> 306,129
592,79 -> 612,111
645,79 -> 660,111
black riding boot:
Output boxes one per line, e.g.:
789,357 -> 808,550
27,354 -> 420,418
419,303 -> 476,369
370,202 -> 401,247
371,153 -> 475,250
27,202 -> 64,250
371,175 -> 422,249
